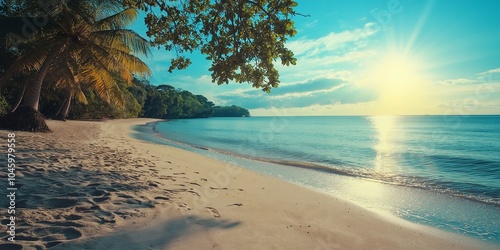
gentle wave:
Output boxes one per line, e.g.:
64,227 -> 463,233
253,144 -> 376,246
149,121 -> 500,207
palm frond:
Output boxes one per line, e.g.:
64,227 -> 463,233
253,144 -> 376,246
52,62 -> 77,90
74,83 -> 88,105
81,40 -> 151,81
94,8 -> 138,30
0,41 -> 54,86
90,29 -> 151,57
79,63 -> 125,106
107,48 -> 152,77
64,0 -> 100,25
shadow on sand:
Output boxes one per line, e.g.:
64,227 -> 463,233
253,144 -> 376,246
51,215 -> 241,249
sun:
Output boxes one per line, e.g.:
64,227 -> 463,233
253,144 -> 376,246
364,52 -> 428,115
374,54 -> 419,87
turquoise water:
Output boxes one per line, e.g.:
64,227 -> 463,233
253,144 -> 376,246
134,115 -> 500,243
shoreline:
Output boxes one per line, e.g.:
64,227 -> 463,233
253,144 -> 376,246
1,118 -> 496,249
138,118 -> 500,242
145,119 -> 500,208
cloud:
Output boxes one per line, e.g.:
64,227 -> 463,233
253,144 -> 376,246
304,20 -> 318,28
215,78 -> 377,109
287,22 -> 379,57
435,67 -> 500,86
479,68 -> 500,75
173,74 -> 212,84
250,102 -> 376,116
436,78 -> 479,86
478,68 -> 500,82
276,23 -> 379,84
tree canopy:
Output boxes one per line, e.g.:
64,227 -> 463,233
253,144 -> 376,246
122,0 -> 299,92
213,105 -> 251,117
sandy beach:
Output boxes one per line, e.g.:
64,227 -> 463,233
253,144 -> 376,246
0,118 -> 495,250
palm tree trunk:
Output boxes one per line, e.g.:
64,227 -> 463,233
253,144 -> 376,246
56,91 -> 73,119
1,44 -> 66,132
54,98 -> 65,117
9,82 -> 26,113
21,55 -> 53,110
21,44 -> 65,110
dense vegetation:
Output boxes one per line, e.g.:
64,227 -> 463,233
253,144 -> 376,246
1,76 -> 250,119
213,105 -> 251,117
0,0 -> 298,131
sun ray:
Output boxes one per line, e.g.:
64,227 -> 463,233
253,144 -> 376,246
403,0 -> 435,56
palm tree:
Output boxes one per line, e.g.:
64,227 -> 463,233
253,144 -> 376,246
0,0 -> 150,131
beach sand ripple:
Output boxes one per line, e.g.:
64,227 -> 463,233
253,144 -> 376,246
0,120 -> 208,249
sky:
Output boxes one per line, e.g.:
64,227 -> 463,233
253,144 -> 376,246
130,0 -> 500,116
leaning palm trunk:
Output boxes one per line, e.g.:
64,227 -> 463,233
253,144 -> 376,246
9,82 -> 26,113
0,45 -> 65,132
55,91 -> 73,120
22,45 -> 64,110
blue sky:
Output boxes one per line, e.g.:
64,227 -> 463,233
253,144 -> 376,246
130,0 -> 500,116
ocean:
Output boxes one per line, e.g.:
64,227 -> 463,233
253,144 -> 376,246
134,115 -> 500,243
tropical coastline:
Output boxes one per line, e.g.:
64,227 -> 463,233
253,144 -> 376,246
0,119 -> 496,249
1,1 -> 499,249
141,116 -> 500,243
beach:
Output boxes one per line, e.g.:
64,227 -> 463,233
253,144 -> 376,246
0,119 -> 495,250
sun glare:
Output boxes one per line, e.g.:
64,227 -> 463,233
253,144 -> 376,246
374,54 -> 419,86
364,52 -> 428,115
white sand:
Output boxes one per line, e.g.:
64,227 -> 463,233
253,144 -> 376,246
0,119 -> 496,250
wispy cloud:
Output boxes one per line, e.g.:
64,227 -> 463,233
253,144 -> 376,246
276,22 -> 379,84
436,78 -> 479,86
479,68 -> 500,75
216,78 -> 377,109
287,22 -> 378,57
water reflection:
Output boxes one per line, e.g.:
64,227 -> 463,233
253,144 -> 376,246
369,116 -> 401,173
343,116 -> 402,202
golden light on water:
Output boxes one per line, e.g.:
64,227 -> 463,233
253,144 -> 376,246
371,116 -> 402,171
344,116 -> 402,200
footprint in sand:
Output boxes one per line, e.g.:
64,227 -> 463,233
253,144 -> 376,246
117,193 -> 134,199
42,230 -> 80,242
0,243 -> 22,250
91,189 -> 108,196
154,196 -> 170,201
205,207 -> 221,218
46,198 -> 79,208
65,214 -> 83,221
148,182 -> 160,187
14,235 -> 38,241
176,202 -> 191,210
40,221 -> 84,228
28,226 -> 84,248
93,196 -> 110,202
187,190 -> 201,197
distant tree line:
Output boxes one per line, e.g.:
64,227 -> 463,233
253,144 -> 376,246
213,105 -> 250,117
0,76 -> 250,119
